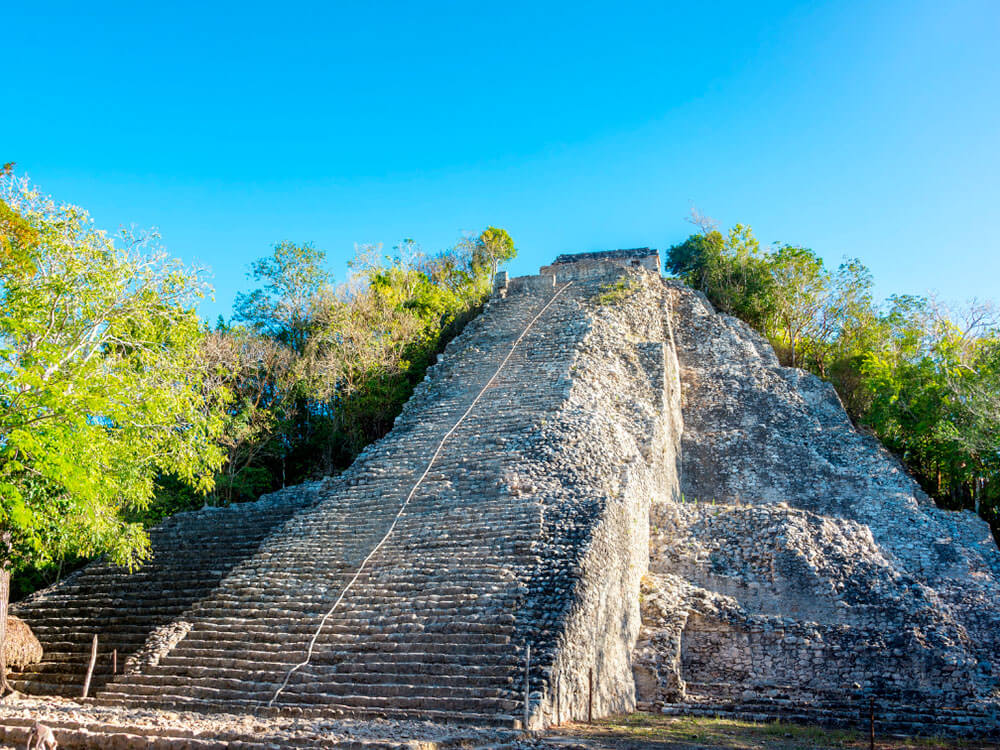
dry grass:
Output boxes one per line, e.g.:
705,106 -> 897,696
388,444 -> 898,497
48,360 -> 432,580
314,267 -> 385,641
4,616 -> 41,669
547,713 -> 1000,750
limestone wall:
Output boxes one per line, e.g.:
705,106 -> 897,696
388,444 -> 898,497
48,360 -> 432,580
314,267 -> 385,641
508,265 -> 683,728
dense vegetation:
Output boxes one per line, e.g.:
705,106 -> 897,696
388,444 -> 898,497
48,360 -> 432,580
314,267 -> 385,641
0,169 -> 514,688
197,229 -> 515,510
0,169 -> 228,689
666,215 -> 1000,541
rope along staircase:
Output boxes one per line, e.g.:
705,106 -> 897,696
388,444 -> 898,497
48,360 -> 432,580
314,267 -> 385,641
13,276 -> 593,728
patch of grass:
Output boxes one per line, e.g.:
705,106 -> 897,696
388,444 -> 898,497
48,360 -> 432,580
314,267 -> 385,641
591,276 -> 639,306
548,712 -> 999,750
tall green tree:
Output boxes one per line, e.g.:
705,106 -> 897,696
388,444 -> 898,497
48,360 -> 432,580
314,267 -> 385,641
233,241 -> 332,354
767,247 -> 876,375
474,226 -> 517,280
200,327 -> 302,503
0,174 -> 226,690
665,224 -> 774,329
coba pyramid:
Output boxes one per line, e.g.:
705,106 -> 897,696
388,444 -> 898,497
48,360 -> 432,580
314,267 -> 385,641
10,251 -> 1000,736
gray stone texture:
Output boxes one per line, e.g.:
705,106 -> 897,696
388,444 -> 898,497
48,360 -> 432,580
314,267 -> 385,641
635,282 -> 1000,735
11,256 -> 680,729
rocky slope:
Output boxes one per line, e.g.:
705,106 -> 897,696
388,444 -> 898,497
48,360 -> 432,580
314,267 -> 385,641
634,282 -> 1000,735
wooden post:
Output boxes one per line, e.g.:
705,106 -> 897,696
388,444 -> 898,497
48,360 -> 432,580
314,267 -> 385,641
81,634 -> 98,698
588,667 -> 593,723
869,696 -> 875,750
523,644 -> 530,731
112,648 -> 117,675
0,568 -> 10,693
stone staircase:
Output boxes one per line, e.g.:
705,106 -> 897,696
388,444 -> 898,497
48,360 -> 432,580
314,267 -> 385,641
9,489 -> 313,698
89,280 -> 577,724
11,267 -> 664,733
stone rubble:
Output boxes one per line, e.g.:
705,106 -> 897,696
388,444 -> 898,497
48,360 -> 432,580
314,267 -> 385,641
123,622 -> 193,675
0,697 -> 524,749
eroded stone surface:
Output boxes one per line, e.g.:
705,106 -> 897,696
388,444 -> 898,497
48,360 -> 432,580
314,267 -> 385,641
635,282 -> 1000,734
123,622 -> 192,675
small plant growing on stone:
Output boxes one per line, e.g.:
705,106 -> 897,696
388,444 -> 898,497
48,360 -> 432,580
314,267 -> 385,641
592,276 -> 639,306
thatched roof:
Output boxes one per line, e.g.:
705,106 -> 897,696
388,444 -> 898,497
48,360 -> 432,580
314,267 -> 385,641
5,616 -> 42,669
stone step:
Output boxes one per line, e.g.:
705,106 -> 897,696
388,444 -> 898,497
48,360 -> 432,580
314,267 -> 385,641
146,663 -> 515,686
118,673 -> 517,701
176,627 -> 515,645
23,600 -> 520,630
157,650 -> 514,671
0,715 -> 436,749
151,653 -> 517,676
102,682 -> 520,713
91,694 -> 519,727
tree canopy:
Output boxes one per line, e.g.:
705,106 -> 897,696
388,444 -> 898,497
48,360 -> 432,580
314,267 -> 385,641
0,172 -> 228,689
0,174 -> 225,576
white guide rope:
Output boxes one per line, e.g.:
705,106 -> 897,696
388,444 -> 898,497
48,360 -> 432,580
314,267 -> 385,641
267,281 -> 574,707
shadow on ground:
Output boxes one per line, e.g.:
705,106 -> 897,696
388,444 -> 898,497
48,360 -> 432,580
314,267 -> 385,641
541,713 -> 1000,750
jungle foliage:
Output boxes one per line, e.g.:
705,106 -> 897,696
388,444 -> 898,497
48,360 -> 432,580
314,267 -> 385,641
666,217 -> 1000,540
0,168 -> 516,620
203,229 -> 515,507
0,170 -> 229,688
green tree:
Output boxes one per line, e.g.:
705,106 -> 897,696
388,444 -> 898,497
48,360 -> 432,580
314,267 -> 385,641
0,174 -> 225,690
200,327 -> 302,503
766,248 -> 876,375
665,224 -> 774,329
212,227 -> 518,492
474,226 -> 517,280
767,245 -> 829,368
309,233 -> 513,460
0,164 -> 36,278
233,241 -> 332,354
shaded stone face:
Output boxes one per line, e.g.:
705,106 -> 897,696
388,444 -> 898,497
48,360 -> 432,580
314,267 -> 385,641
635,281 -> 1000,733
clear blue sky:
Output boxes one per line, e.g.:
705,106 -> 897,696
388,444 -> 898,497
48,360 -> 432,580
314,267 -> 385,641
4,0 -> 998,320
